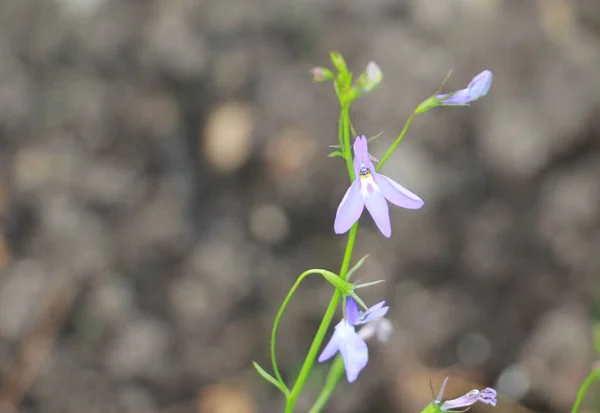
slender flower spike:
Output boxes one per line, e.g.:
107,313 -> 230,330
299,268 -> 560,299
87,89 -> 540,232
430,377 -> 497,412
334,136 -> 424,238
437,70 -> 493,105
318,297 -> 389,382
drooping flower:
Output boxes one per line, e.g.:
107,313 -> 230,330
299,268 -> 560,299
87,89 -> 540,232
433,377 -> 498,412
334,136 -> 424,238
436,70 -> 493,105
318,297 -> 389,382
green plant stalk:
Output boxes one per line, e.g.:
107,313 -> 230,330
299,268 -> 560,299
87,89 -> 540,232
571,368 -> 600,413
284,225 -> 358,413
270,268 -> 343,394
308,356 -> 344,413
284,93 -> 357,413
341,105 -> 354,179
376,112 -> 417,171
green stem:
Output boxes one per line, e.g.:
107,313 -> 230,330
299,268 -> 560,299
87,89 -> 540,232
284,79 -> 358,413
376,112 -> 417,171
341,105 -> 354,179
271,268 -> 342,394
308,356 -> 344,413
571,368 -> 600,413
284,225 -> 358,413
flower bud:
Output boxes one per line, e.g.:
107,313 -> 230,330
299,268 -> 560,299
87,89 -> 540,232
356,61 -> 383,93
310,66 -> 334,82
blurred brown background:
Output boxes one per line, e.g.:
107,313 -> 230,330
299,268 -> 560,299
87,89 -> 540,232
1,0 -> 600,412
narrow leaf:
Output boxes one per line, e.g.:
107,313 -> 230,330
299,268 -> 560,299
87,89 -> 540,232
252,361 -> 289,395
345,254 -> 369,281
327,151 -> 345,159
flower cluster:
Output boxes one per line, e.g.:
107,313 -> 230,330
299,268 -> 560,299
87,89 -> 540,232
321,68 -> 496,384
255,54 -> 497,413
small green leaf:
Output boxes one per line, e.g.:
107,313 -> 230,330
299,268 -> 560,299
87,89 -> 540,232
367,130 -> 385,143
319,269 -> 353,295
252,361 -> 289,395
354,279 -> 386,289
327,151 -> 345,159
415,95 -> 441,114
345,254 -> 369,281
330,51 -> 348,75
420,401 -> 443,413
348,291 -> 369,311
435,69 -> 454,95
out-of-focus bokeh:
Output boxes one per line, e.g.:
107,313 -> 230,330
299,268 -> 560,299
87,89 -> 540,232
1,0 -> 599,412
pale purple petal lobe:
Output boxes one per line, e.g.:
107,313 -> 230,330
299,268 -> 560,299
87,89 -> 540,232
338,325 -> 369,383
441,390 -> 480,410
353,136 -> 376,175
376,173 -> 424,210
345,296 -> 360,325
468,70 -> 493,100
334,180 -> 364,235
354,301 -> 389,325
318,320 -> 344,362
478,388 -> 497,406
360,303 -> 389,324
436,89 -> 470,104
364,192 -> 391,237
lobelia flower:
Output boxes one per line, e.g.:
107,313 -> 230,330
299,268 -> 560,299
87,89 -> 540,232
436,70 -> 493,105
318,296 -> 389,382
334,135 -> 424,238
432,377 -> 498,412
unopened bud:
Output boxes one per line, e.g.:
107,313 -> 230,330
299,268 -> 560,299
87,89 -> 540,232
310,67 -> 334,82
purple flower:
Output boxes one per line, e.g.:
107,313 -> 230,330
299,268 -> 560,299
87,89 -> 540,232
435,377 -> 498,411
318,297 -> 389,382
334,136 -> 424,238
437,70 -> 493,105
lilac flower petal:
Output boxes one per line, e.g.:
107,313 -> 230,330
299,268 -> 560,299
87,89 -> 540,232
361,305 -> 389,324
367,301 -> 387,313
376,174 -> 424,210
334,180 -> 364,235
338,324 -> 369,382
436,89 -> 470,105
353,136 -> 376,174
345,296 -> 360,325
318,320 -> 344,362
441,390 -> 480,411
364,192 -> 391,237
478,388 -> 497,406
468,70 -> 492,100
354,301 -> 389,325
353,136 -> 369,159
